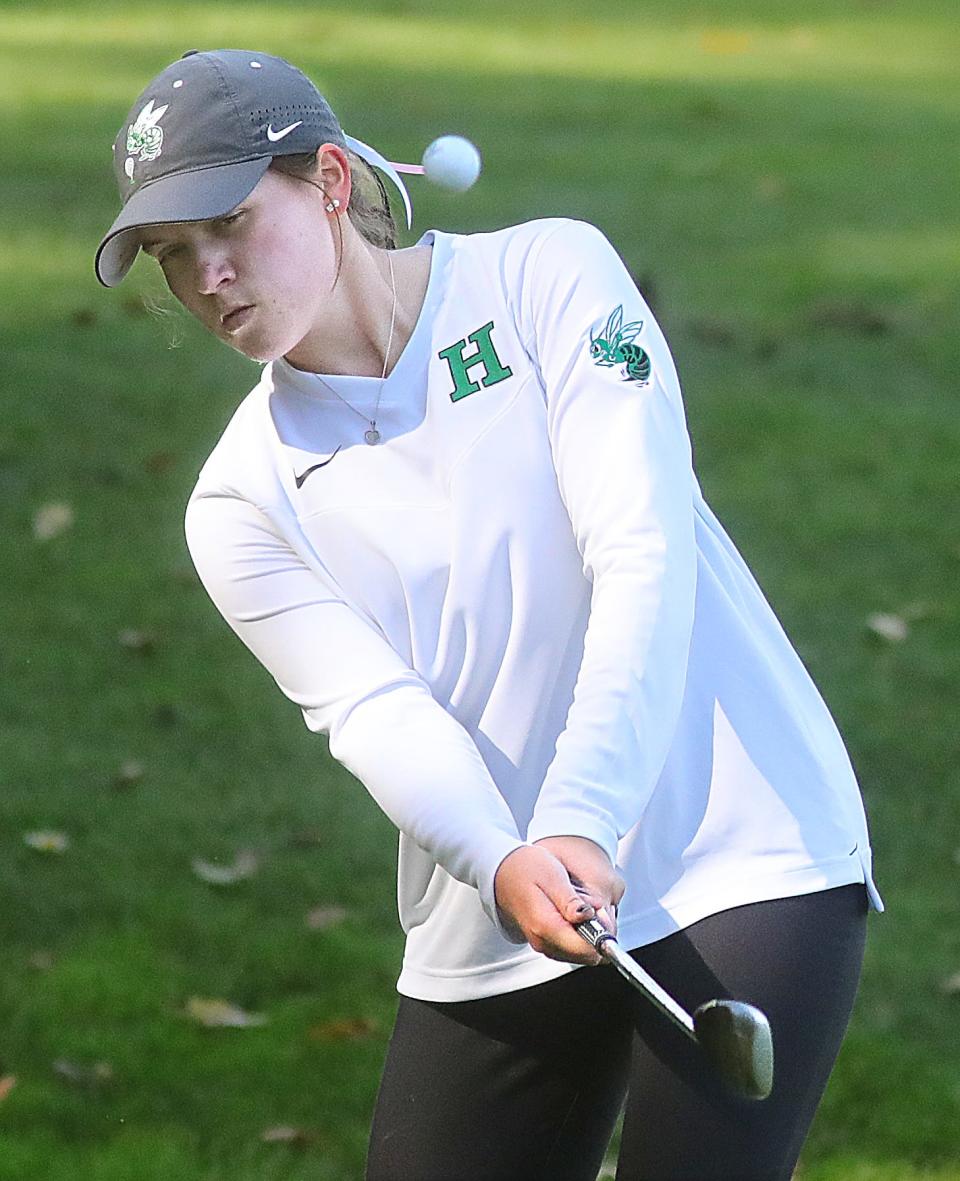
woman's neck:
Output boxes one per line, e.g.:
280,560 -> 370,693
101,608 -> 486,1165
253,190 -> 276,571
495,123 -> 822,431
283,241 -> 432,378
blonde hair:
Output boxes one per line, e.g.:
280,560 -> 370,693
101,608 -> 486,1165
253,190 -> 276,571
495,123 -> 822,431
269,148 -> 398,252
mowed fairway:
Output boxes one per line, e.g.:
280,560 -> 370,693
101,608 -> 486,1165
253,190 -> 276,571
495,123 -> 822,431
1,2 -> 958,1177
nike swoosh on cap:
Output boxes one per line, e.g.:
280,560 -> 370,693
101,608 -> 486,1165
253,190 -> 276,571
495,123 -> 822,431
266,121 -> 303,142
294,445 -> 341,488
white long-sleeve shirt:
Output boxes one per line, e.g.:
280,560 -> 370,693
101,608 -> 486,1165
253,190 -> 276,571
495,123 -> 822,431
185,217 -> 883,1002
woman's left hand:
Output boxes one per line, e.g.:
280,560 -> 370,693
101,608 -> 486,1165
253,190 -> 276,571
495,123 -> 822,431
532,835 -> 624,937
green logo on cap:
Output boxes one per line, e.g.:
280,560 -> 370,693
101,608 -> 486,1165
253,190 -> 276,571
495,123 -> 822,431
125,100 -> 169,182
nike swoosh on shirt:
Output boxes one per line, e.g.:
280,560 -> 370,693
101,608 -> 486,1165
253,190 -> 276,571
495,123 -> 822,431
294,446 -> 341,488
266,121 -> 303,142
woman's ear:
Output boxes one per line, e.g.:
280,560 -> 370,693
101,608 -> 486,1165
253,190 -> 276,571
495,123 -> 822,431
314,143 -> 352,210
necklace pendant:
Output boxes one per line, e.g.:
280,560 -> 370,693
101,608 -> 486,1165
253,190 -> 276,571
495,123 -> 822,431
364,427 -> 381,445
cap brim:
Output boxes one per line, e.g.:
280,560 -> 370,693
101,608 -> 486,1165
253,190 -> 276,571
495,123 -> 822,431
95,157 -> 273,287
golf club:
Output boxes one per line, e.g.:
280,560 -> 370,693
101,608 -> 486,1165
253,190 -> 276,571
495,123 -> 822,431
577,916 -> 774,1100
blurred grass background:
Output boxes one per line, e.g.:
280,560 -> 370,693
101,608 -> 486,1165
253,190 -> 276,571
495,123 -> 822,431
1,1 -> 958,1177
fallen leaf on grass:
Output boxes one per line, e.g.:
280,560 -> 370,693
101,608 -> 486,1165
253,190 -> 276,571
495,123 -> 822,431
866,601 -> 933,644
117,628 -> 157,653
23,830 -> 70,854
184,997 -> 268,1028
53,1059 -> 114,1088
0,1077 -> 16,1102
143,451 -> 176,476
33,503 -> 74,541
192,849 -> 258,885
865,613 -> 908,643
261,1126 -> 318,1146
306,905 -> 348,931
939,972 -> 960,996
113,760 -> 145,789
308,1017 -> 377,1041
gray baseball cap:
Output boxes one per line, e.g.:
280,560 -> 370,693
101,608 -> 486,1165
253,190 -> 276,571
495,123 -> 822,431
96,49 -> 411,287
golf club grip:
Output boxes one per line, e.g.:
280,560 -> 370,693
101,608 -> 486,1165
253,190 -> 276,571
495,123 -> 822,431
576,918 -> 696,1038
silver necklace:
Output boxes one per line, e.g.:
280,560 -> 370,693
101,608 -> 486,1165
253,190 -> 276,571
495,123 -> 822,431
319,251 -> 397,445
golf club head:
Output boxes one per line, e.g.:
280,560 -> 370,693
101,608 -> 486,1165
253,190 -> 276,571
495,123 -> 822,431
692,999 -> 774,1101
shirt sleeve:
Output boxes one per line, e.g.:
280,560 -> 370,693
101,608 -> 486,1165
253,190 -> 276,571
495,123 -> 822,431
522,219 -> 698,864
184,489 -> 527,936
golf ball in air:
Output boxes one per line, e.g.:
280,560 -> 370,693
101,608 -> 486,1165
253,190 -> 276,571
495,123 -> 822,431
421,135 -> 482,191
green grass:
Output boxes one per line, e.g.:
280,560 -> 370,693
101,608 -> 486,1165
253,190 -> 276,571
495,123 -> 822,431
1,1 -> 959,1177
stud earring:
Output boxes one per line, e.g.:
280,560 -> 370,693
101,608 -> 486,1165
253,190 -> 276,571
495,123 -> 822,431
325,198 -> 341,212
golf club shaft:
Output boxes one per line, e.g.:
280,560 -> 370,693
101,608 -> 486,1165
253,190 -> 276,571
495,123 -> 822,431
577,918 -> 696,1040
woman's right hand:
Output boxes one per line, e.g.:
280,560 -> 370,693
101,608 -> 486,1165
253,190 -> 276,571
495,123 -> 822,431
493,845 -> 604,965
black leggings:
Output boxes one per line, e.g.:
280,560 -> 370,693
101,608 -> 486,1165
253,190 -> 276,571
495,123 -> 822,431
366,884 -> 868,1181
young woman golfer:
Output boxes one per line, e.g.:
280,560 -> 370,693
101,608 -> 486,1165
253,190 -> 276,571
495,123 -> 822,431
97,49 -> 883,1181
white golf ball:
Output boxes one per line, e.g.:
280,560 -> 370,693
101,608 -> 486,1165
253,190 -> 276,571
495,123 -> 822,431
421,135 -> 482,192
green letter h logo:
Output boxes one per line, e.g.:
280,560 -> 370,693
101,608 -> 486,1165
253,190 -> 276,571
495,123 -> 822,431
438,321 -> 513,402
